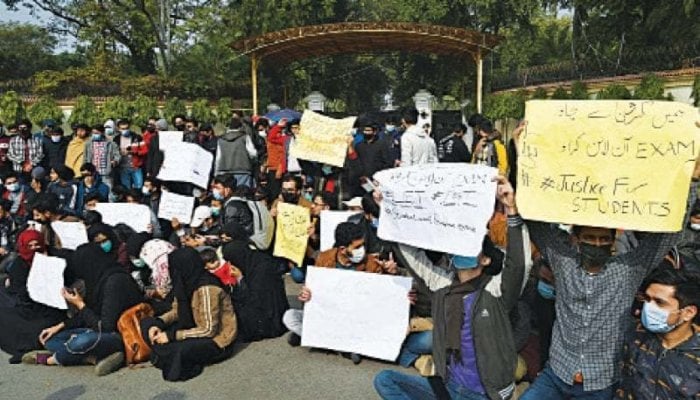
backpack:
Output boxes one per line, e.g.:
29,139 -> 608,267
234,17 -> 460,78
246,200 -> 274,251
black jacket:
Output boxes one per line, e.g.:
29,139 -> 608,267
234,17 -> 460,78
354,137 -> 393,179
438,134 -> 471,163
41,136 -> 69,170
223,197 -> 254,236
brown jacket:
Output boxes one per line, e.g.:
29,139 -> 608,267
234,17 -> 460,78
315,248 -> 384,273
160,285 -> 237,349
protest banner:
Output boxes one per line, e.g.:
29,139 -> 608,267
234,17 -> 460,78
301,266 -> 412,361
289,109 -> 356,167
319,210 -> 361,251
158,131 -> 183,152
374,163 -> 498,257
94,203 -> 152,233
518,100 -> 700,232
273,203 -> 310,265
157,142 -> 213,188
50,221 -> 88,250
27,254 -> 68,310
158,191 -> 196,225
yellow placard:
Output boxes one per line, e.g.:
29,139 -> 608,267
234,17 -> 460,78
273,202 -> 310,265
289,110 -> 357,167
518,100 -> 700,232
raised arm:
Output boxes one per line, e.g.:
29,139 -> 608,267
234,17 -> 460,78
395,244 -> 453,292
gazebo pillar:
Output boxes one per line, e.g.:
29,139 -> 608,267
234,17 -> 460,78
251,54 -> 259,115
475,49 -> 483,113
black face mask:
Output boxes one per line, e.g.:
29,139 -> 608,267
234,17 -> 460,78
579,243 -> 612,266
175,124 -> 186,131
282,191 -> 299,204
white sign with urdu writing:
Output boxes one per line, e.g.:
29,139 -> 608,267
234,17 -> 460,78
301,266 -> 412,361
157,191 -> 196,225
157,142 -> 213,189
94,203 -> 152,233
27,253 -> 68,310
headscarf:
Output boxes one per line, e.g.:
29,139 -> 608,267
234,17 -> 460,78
126,232 -> 150,258
68,243 -> 125,307
17,229 -> 46,265
87,223 -> 120,255
139,239 -> 176,293
222,239 -> 255,276
167,247 -> 221,328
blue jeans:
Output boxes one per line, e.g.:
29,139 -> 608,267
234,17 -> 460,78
374,370 -> 489,400
398,330 -> 433,367
120,167 -> 143,189
44,328 -> 124,366
520,365 -> 615,400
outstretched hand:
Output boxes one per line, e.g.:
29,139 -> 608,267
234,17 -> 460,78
493,175 -> 517,215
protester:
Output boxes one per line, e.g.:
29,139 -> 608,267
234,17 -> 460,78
74,163 -> 109,216
8,119 -> 44,183
472,120 -> 508,176
113,119 -> 144,190
353,121 -> 393,185
399,108 -> 437,166
215,117 -> 257,188
41,127 -> 69,170
84,125 -> 120,189
46,165 -> 76,216
65,124 -> 90,178
437,124 -> 471,163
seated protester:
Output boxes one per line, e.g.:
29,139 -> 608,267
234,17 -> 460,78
0,229 -> 65,363
125,232 -> 151,290
74,163 -> 109,217
283,222 -> 398,363
140,247 -> 237,381
190,205 -> 221,248
46,165 -> 77,216
676,199 -> 700,272
221,222 -> 289,342
87,223 -> 129,270
212,175 -> 254,236
123,188 -> 162,239
31,193 -> 80,257
23,243 -> 142,376
0,199 -> 17,265
271,174 -> 314,216
200,247 -> 240,287
307,192 -> 335,257
83,210 -> 102,230
24,167 -> 48,217
138,239 -> 176,316
617,265 -> 700,399
3,172 -> 28,223
374,176 -> 525,400
348,192 -> 391,255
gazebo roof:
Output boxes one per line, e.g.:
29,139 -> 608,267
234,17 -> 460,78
231,22 -> 502,63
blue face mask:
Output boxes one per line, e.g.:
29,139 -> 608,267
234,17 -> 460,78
132,258 -> 146,268
641,301 -> 681,333
450,255 -> 478,270
212,189 -> 224,201
100,240 -> 113,253
121,129 -> 130,137
322,165 -> 333,175
92,133 -> 103,141
211,207 -> 221,217
537,280 -> 556,300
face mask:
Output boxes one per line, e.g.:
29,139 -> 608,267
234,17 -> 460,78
211,207 -> 221,217
212,188 -> 224,201
7,183 -> 19,192
192,188 -> 203,198
282,191 -> 299,204
450,254 -> 479,270
51,135 -> 61,143
303,192 -> 313,202
641,301 -> 681,333
321,165 -> 333,175
100,240 -> 113,253
141,186 -> 151,196
20,128 -> 30,137
349,246 -> 366,264
132,258 -> 146,268
121,129 -> 130,137
579,242 -> 612,266
175,124 -> 186,131
105,128 -> 114,136
371,217 -> 379,229
690,223 -> 700,231
537,281 -> 556,300
92,133 -> 103,141
385,125 -> 395,132
258,130 -> 267,138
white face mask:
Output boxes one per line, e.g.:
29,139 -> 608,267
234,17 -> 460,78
141,186 -> 151,195
690,223 -> 700,231
349,246 -> 366,264
258,130 -> 267,138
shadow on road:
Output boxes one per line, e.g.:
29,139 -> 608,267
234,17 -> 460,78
151,390 -> 187,400
45,385 -> 86,400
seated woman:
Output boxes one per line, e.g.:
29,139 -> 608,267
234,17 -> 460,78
23,243 -> 142,376
140,247 -> 237,381
0,229 -> 66,363
87,222 -> 130,270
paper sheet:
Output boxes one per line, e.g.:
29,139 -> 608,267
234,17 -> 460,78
50,221 -> 88,250
94,203 -> 152,233
157,191 -> 196,225
289,109 -> 356,167
272,203 -> 310,265
157,141 -> 213,189
158,131 -> 183,152
27,253 -> 68,310
319,210 -> 360,251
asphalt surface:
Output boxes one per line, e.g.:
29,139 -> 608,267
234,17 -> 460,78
0,278 -> 410,400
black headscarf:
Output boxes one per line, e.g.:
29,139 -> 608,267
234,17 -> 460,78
68,242 -> 126,308
87,222 -> 120,257
167,247 -> 221,329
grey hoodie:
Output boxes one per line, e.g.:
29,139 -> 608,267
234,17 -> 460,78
215,129 -> 257,175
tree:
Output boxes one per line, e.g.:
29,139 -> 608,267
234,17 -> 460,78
596,84 -> 632,100
216,97 -> 233,125
633,74 -> 666,100
189,99 -> 214,124
551,86 -> 569,99
27,96 -> 64,127
68,96 -> 101,126
131,95 -> 160,127
692,75 -> 700,107
163,97 -> 187,123
569,81 -> 588,99
101,96 -> 133,121
0,23 -> 57,81
0,91 -> 26,126
531,87 -> 549,99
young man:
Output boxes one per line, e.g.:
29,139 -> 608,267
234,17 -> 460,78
113,119 -> 144,190
472,120 -> 508,176
437,124 -> 471,163
271,174 -> 313,215
83,125 -> 120,189
215,118 -> 257,188
41,127 -> 69,170
7,119 -> 44,182
65,123 -> 90,178
354,121 -> 394,183
212,175 -> 254,236
616,266 -> 699,399
399,107 -> 437,167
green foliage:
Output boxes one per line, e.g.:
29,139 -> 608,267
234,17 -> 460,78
131,95 -> 160,127
189,99 -> 215,124
0,23 -> 57,81
569,81 -> 589,100
633,74 -> 666,100
216,98 -> 233,125
531,87 -> 548,99
596,84 -> 632,100
101,96 -> 133,121
692,75 -> 700,107
68,96 -> 101,126
483,91 -> 526,121
163,98 -> 187,123
551,86 -> 569,99
27,96 -> 63,127
0,91 -> 26,126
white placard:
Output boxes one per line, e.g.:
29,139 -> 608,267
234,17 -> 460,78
301,266 -> 412,361
374,163 -> 498,257
158,191 -> 196,225
27,253 -> 68,310
319,210 -> 360,251
157,142 -> 213,189
94,203 -> 152,233
50,221 -> 88,250
158,131 -> 183,152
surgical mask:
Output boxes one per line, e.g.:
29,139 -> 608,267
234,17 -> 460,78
371,217 -> 379,229
7,183 -> 19,192
132,258 -> 146,268
212,188 -> 224,201
100,240 -> 113,253
385,124 -> 395,132
690,223 -> 700,231
321,165 -> 333,175
211,207 -> 221,217
258,130 -> 267,138
282,191 -> 299,204
141,186 -> 151,196
579,242 -> 612,266
105,128 -> 114,136
121,129 -> 130,137
92,133 -> 103,141
641,301 -> 681,333
348,246 -> 365,264
303,192 -> 313,202
450,255 -> 479,270
537,281 -> 556,300
51,135 -> 61,143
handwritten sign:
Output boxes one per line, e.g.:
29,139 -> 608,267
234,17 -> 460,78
158,131 -> 183,152
320,210 -> 360,251
94,203 -> 152,233
518,100 -> 700,231
157,142 -> 213,188
158,191 -> 196,225
27,253 -> 68,310
301,266 -> 412,361
50,221 -> 88,250
289,109 -> 356,167
374,163 -> 498,257
273,202 -> 310,265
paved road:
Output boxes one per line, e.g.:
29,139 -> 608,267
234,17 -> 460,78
0,278 -> 409,400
